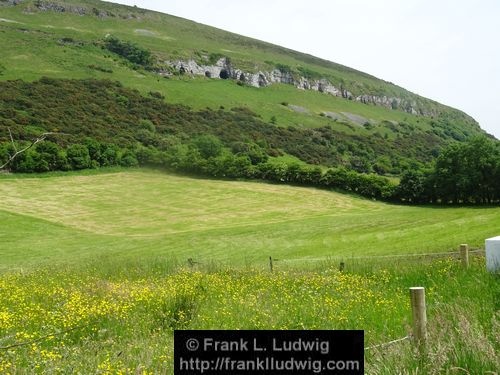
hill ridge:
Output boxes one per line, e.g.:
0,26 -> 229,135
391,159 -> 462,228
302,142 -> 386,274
0,0 -> 480,125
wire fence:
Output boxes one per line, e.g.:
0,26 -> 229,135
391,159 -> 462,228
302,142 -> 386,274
365,335 -> 411,351
181,247 -> 485,272
278,248 -> 485,264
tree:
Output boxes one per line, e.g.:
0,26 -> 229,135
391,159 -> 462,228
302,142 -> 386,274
192,135 -> 223,159
397,169 -> 426,203
84,138 -> 102,165
100,144 -> 121,167
230,142 -> 268,165
35,141 -> 68,171
120,149 -> 139,167
463,137 -> 500,203
431,136 -> 500,203
66,144 -> 91,170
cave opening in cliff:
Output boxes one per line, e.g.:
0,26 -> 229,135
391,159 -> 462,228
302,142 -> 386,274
239,73 -> 245,82
205,71 -> 211,78
219,69 -> 229,79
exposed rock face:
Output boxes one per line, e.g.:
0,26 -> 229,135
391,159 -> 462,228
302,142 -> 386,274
10,1 -> 135,18
0,0 -> 23,6
163,58 -> 353,97
322,111 -> 343,120
162,58 -> 427,116
33,1 -> 87,15
288,104 -> 309,114
340,112 -> 370,126
355,94 -> 420,115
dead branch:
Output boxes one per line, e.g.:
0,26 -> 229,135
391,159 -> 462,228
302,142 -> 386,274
0,129 -> 66,170
8,127 -> 17,153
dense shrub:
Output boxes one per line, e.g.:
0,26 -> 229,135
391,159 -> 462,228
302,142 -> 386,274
230,142 -> 268,165
191,135 -> 223,159
67,144 -> 92,170
104,36 -> 153,67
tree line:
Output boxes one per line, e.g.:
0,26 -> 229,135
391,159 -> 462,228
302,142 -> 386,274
397,137 -> 500,204
2,134 -> 498,204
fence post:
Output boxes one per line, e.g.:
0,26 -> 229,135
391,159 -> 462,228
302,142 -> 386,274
410,287 -> 427,350
269,256 -> 273,273
459,244 -> 469,268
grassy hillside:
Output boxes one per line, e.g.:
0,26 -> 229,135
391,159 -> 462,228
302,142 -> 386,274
1,169 -> 500,270
0,78 -> 447,173
0,0 -> 483,148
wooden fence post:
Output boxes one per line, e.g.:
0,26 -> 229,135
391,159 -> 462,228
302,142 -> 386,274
269,256 -> 273,273
410,287 -> 427,349
460,244 -> 469,268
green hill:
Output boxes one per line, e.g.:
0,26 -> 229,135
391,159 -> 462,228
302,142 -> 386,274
0,0 -> 485,155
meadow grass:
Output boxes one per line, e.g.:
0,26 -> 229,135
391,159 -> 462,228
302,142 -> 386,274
0,169 -> 499,373
0,255 -> 497,373
1,169 -> 500,270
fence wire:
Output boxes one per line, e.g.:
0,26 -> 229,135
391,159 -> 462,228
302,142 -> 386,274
365,335 -> 411,351
279,249 -> 485,263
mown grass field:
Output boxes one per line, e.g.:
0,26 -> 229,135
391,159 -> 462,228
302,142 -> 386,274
0,169 -> 499,373
1,169 -> 500,269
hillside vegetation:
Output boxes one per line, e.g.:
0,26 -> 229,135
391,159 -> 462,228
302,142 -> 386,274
0,78 -> 440,171
2,78 -> 500,204
0,0 -> 484,149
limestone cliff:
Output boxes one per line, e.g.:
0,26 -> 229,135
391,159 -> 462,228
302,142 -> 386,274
162,58 -> 426,116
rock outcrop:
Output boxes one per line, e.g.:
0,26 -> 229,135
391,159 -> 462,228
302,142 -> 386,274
33,1 -> 87,15
0,0 -> 23,6
355,95 -> 420,115
9,1 -> 138,19
163,58 -> 354,97
162,58 -> 428,116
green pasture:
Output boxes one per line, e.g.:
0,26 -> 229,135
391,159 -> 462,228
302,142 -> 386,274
0,170 -> 498,373
1,169 -> 499,270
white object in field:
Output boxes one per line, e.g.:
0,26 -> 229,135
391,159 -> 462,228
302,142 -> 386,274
485,236 -> 500,272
